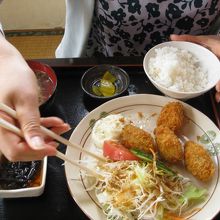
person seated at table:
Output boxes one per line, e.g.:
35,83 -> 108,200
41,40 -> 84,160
0,0 -> 220,162
56,0 -> 220,57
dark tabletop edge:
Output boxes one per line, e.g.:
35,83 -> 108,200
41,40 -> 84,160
210,90 -> 220,129
28,57 -> 144,68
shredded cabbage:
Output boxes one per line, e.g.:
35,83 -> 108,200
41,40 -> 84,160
89,160 -> 207,220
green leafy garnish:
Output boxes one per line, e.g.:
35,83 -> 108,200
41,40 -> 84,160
180,184 -> 207,204
131,148 -> 176,176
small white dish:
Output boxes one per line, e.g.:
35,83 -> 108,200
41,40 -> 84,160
0,157 -> 47,198
143,41 -> 220,100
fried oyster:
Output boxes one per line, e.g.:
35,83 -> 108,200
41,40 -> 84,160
184,141 -> 215,182
154,125 -> 183,164
157,102 -> 185,133
120,124 -> 155,153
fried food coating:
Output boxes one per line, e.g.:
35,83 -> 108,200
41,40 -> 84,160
157,102 -> 185,133
184,141 -> 215,182
154,125 -> 183,163
120,124 -> 155,152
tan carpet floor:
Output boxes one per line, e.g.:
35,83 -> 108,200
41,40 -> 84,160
6,34 -> 63,59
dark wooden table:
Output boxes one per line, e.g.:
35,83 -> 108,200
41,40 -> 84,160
0,57 -> 219,220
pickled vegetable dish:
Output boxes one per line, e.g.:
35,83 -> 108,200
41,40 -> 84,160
92,71 -> 117,97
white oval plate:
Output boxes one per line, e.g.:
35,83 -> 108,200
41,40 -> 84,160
65,94 -> 220,220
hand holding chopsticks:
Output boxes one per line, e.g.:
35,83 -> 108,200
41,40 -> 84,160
0,103 -> 105,178
0,103 -> 105,161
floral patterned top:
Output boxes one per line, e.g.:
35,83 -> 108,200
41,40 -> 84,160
85,0 -> 220,57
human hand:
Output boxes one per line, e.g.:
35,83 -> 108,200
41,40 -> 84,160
0,114 -> 70,161
170,34 -> 220,102
0,35 -> 69,161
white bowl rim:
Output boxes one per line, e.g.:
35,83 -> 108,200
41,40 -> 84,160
143,41 -> 220,95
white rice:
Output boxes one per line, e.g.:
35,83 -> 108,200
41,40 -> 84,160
148,46 -> 208,92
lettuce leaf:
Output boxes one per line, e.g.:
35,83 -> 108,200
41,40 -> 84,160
180,184 -> 207,204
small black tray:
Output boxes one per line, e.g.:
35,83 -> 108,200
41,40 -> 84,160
1,57 -> 219,220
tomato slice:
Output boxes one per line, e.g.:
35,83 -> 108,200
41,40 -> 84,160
103,140 -> 139,161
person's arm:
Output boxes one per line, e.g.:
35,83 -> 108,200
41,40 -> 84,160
0,34 -> 70,161
0,22 -> 4,36
170,34 -> 220,102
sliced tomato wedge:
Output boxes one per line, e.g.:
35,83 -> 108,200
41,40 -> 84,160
103,140 -> 139,161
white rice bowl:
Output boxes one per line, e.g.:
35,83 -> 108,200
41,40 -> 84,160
143,41 -> 220,100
